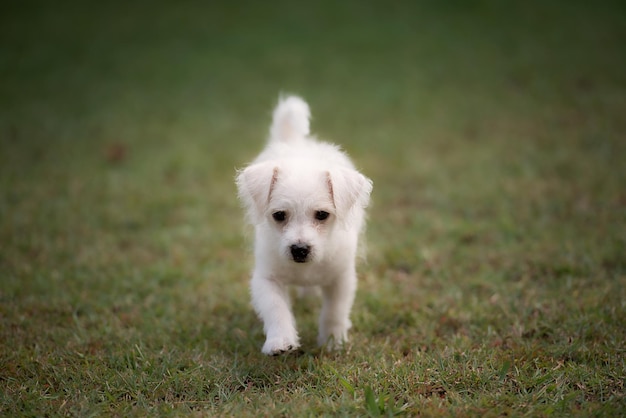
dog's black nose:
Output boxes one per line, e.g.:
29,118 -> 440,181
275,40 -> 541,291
290,243 -> 310,263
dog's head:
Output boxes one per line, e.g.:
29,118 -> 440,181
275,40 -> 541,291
236,159 -> 372,264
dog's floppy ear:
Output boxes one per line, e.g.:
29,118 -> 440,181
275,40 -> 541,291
236,161 -> 279,223
326,167 -> 373,217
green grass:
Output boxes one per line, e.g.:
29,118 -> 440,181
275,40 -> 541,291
1,0 -> 625,416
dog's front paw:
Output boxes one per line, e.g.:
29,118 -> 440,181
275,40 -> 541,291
318,323 -> 350,351
318,334 -> 348,351
262,337 -> 300,356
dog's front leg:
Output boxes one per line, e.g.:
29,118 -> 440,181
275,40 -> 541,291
318,270 -> 357,349
250,274 -> 300,355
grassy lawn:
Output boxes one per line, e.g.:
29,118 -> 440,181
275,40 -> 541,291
1,0 -> 625,415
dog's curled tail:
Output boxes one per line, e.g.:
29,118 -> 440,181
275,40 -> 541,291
269,95 -> 310,143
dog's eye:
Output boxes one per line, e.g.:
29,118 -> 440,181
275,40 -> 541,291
315,211 -> 330,221
272,211 -> 287,222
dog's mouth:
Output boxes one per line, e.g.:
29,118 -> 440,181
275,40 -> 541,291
290,243 -> 311,263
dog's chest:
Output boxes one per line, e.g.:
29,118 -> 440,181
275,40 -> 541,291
276,263 -> 338,286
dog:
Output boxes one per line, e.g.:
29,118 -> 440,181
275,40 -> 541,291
236,95 -> 373,355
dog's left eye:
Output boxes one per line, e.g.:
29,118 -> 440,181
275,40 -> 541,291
315,211 -> 330,221
272,211 -> 287,222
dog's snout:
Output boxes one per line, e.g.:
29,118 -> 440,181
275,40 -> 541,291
290,243 -> 311,263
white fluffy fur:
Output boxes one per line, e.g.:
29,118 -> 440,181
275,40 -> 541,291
236,95 -> 373,355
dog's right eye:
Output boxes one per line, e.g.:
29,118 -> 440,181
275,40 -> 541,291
315,210 -> 330,221
272,211 -> 287,222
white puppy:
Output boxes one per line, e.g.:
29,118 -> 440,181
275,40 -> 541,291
236,96 -> 373,355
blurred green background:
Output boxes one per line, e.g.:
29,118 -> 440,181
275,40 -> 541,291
1,0 -> 625,415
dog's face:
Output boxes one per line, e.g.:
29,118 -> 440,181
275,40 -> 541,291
237,159 -> 371,264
